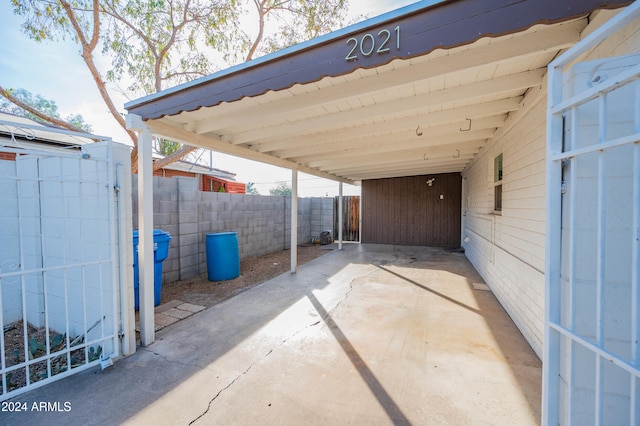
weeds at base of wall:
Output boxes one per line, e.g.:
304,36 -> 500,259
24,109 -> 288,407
2,321 -> 100,394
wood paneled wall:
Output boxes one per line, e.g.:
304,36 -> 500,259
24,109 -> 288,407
362,173 -> 461,247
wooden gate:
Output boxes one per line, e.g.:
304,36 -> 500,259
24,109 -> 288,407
334,196 -> 360,242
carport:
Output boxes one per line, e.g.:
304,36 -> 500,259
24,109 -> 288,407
125,0 -> 628,338
124,0 -> 638,424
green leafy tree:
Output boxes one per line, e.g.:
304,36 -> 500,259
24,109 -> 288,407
100,0 -> 239,95
269,181 -> 292,196
5,0 -> 351,171
0,88 -> 93,132
241,0 -> 349,62
245,182 -> 260,195
154,138 -> 182,156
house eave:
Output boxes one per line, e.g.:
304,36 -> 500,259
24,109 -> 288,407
125,0 -> 631,121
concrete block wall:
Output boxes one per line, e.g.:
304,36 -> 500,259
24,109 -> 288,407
132,174 -> 182,283
284,197 -> 313,247
133,175 -> 335,283
311,197 -> 335,241
201,191 -> 288,266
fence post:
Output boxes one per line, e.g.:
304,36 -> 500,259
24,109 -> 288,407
338,182 -> 343,250
290,169 -> 298,273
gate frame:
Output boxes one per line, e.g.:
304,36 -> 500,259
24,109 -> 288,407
0,119 -> 132,401
544,2 -> 640,424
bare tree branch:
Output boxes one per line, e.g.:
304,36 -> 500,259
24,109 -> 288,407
59,0 -> 139,160
0,85 -> 86,133
246,0 -> 266,61
152,144 -> 197,170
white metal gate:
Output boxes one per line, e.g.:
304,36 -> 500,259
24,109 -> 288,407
545,3 -> 640,425
0,121 -> 120,401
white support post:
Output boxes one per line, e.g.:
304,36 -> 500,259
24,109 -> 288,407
291,169 -> 298,273
126,114 -> 155,346
359,193 -> 363,244
338,182 -> 343,250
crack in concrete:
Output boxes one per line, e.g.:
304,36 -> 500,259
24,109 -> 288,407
328,276 -> 357,314
274,283 -> 355,347
139,347 -> 203,370
189,348 -> 274,425
188,268 -> 378,424
302,265 -> 384,333
188,280 -> 361,424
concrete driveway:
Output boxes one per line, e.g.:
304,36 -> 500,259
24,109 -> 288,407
4,244 -> 541,425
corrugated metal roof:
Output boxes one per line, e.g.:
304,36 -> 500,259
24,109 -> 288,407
0,112 -> 99,150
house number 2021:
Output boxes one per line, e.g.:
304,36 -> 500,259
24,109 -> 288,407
345,26 -> 400,61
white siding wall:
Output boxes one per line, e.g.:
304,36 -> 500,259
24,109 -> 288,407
462,10 -> 640,361
462,89 -> 547,358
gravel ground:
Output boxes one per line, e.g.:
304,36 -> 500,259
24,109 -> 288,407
159,244 -> 334,308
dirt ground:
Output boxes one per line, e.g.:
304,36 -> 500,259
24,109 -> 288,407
160,244 -> 334,308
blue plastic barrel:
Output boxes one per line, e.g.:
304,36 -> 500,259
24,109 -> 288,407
133,229 -> 172,310
206,232 -> 240,281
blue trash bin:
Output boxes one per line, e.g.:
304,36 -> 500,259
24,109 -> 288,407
206,232 -> 240,281
133,229 -> 172,311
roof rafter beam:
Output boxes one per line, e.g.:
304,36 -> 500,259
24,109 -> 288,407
145,119 -> 356,185
354,161 -> 470,179
284,126 -> 495,163
322,154 -> 476,175
311,141 -> 485,170
254,97 -> 520,153
352,166 -> 466,180
229,68 -> 544,146
187,20 -> 583,135
273,116 -> 503,159
291,133 -> 492,165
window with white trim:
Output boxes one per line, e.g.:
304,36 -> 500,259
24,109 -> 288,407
493,153 -> 503,212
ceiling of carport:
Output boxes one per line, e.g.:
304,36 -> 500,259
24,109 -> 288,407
125,1 -> 627,185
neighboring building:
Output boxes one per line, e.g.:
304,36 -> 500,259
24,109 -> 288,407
201,174 -> 246,193
0,111 -> 246,193
0,111 -> 93,154
153,155 -> 246,194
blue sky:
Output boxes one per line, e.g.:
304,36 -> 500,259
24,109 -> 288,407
0,0 -> 418,196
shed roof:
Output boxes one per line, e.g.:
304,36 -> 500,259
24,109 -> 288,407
125,0 -> 631,184
0,112 -> 95,150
